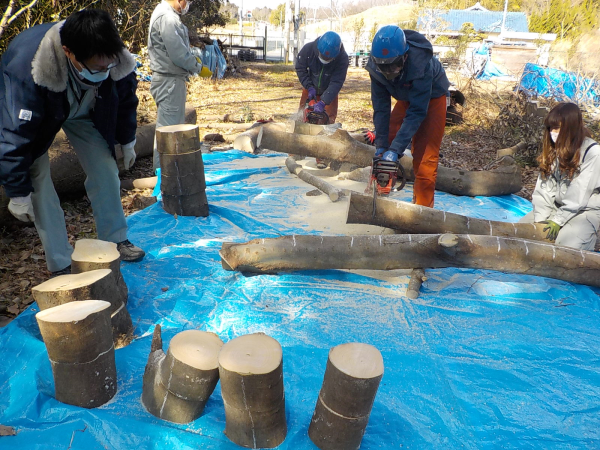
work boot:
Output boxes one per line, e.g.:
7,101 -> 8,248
117,239 -> 145,262
50,265 -> 72,278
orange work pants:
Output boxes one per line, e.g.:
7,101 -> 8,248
388,95 -> 447,207
299,89 -> 338,124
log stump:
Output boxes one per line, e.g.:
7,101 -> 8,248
141,327 -> 224,424
35,300 -> 117,408
218,333 -> 287,448
32,269 -> 133,346
308,343 -> 384,450
156,124 -> 209,217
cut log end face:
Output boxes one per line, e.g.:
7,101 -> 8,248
33,269 -> 113,295
169,330 -> 224,370
438,233 -> 459,248
71,239 -> 119,263
35,299 -> 111,323
157,124 -> 199,133
329,343 -> 384,379
219,333 -> 282,375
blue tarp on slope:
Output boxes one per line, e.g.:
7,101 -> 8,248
1,150 -> 600,449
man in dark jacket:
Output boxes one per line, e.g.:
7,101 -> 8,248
0,9 -> 145,276
367,25 -> 449,206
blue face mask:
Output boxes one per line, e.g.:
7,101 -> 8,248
78,67 -> 110,83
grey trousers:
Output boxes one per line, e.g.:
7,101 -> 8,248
150,74 -> 187,170
30,117 -> 127,272
519,210 -> 600,251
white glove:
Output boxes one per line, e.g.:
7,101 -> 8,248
8,193 -> 35,222
121,139 -> 137,170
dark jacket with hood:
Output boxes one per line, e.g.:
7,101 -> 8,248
366,30 -> 449,154
0,21 -> 138,198
295,38 -> 349,105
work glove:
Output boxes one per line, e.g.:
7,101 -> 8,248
374,147 -> 387,159
195,57 -> 213,78
313,100 -> 325,114
307,86 -> 317,100
363,129 -> 376,145
121,139 -> 137,170
8,193 -> 35,222
541,220 -> 561,241
382,150 -> 399,162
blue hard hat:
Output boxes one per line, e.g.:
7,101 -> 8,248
317,31 -> 342,61
371,25 -> 408,64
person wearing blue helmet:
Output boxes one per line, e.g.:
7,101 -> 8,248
295,31 -> 349,167
367,25 -> 450,207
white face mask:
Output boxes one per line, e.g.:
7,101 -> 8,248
318,56 -> 332,65
550,131 -> 559,143
178,0 -> 189,14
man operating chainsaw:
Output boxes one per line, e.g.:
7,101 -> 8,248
366,25 -> 449,206
295,31 -> 349,168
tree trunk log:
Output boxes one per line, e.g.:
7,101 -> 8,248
308,343 -> 384,450
35,300 -> 117,408
497,141 -> 527,158
347,192 -> 549,241
141,327 -> 224,424
285,157 -> 342,202
0,108 -> 197,223
406,268 -> 427,299
31,268 -> 132,346
218,333 -> 287,449
156,124 -> 209,217
120,176 -> 158,190
219,234 -> 600,287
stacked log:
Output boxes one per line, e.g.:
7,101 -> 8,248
156,124 -> 209,217
141,326 -> 224,423
218,333 -> 287,448
309,343 -> 384,450
35,300 -> 117,408
31,269 -> 133,346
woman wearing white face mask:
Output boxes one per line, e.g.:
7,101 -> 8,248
521,102 -> 600,250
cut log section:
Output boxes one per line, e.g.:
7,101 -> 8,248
218,333 -> 287,449
285,157 -> 342,202
406,268 -> 427,299
497,141 -> 527,158
120,176 -> 158,190
71,239 -> 128,303
35,300 -> 116,408
219,234 -> 600,287
156,124 -> 209,217
347,193 -> 550,241
234,124 -> 521,196
308,343 -> 384,450
141,326 -> 224,424
31,268 -> 133,346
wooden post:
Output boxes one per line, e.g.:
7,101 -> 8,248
35,300 -> 117,408
141,326 -> 224,424
218,333 -> 287,448
156,124 -> 209,217
308,343 -> 384,450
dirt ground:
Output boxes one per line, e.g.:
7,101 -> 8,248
0,62 -> 538,325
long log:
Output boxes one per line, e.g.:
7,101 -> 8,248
35,300 -> 117,408
347,193 -> 549,241
285,157 -> 342,202
234,124 -> 522,197
219,234 -> 600,287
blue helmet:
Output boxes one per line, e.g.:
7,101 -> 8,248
317,31 -> 342,61
371,25 -> 409,80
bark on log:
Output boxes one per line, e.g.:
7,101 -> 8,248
285,157 -> 342,202
157,124 -> 209,217
347,193 -> 549,241
0,108 -> 197,223
219,234 -> 600,287
218,333 -> 287,449
308,343 -> 384,450
35,300 -> 117,408
141,327 -> 224,424
31,268 -> 132,346
406,268 -> 427,299
234,124 -> 522,196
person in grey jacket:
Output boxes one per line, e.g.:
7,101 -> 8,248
521,102 -> 600,250
148,0 -> 211,170
0,9 -> 145,276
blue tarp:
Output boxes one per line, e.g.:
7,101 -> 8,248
518,63 -> 600,106
474,43 -> 511,81
1,150 -> 600,449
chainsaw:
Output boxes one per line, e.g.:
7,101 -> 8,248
367,156 -> 407,217
303,99 -> 329,125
